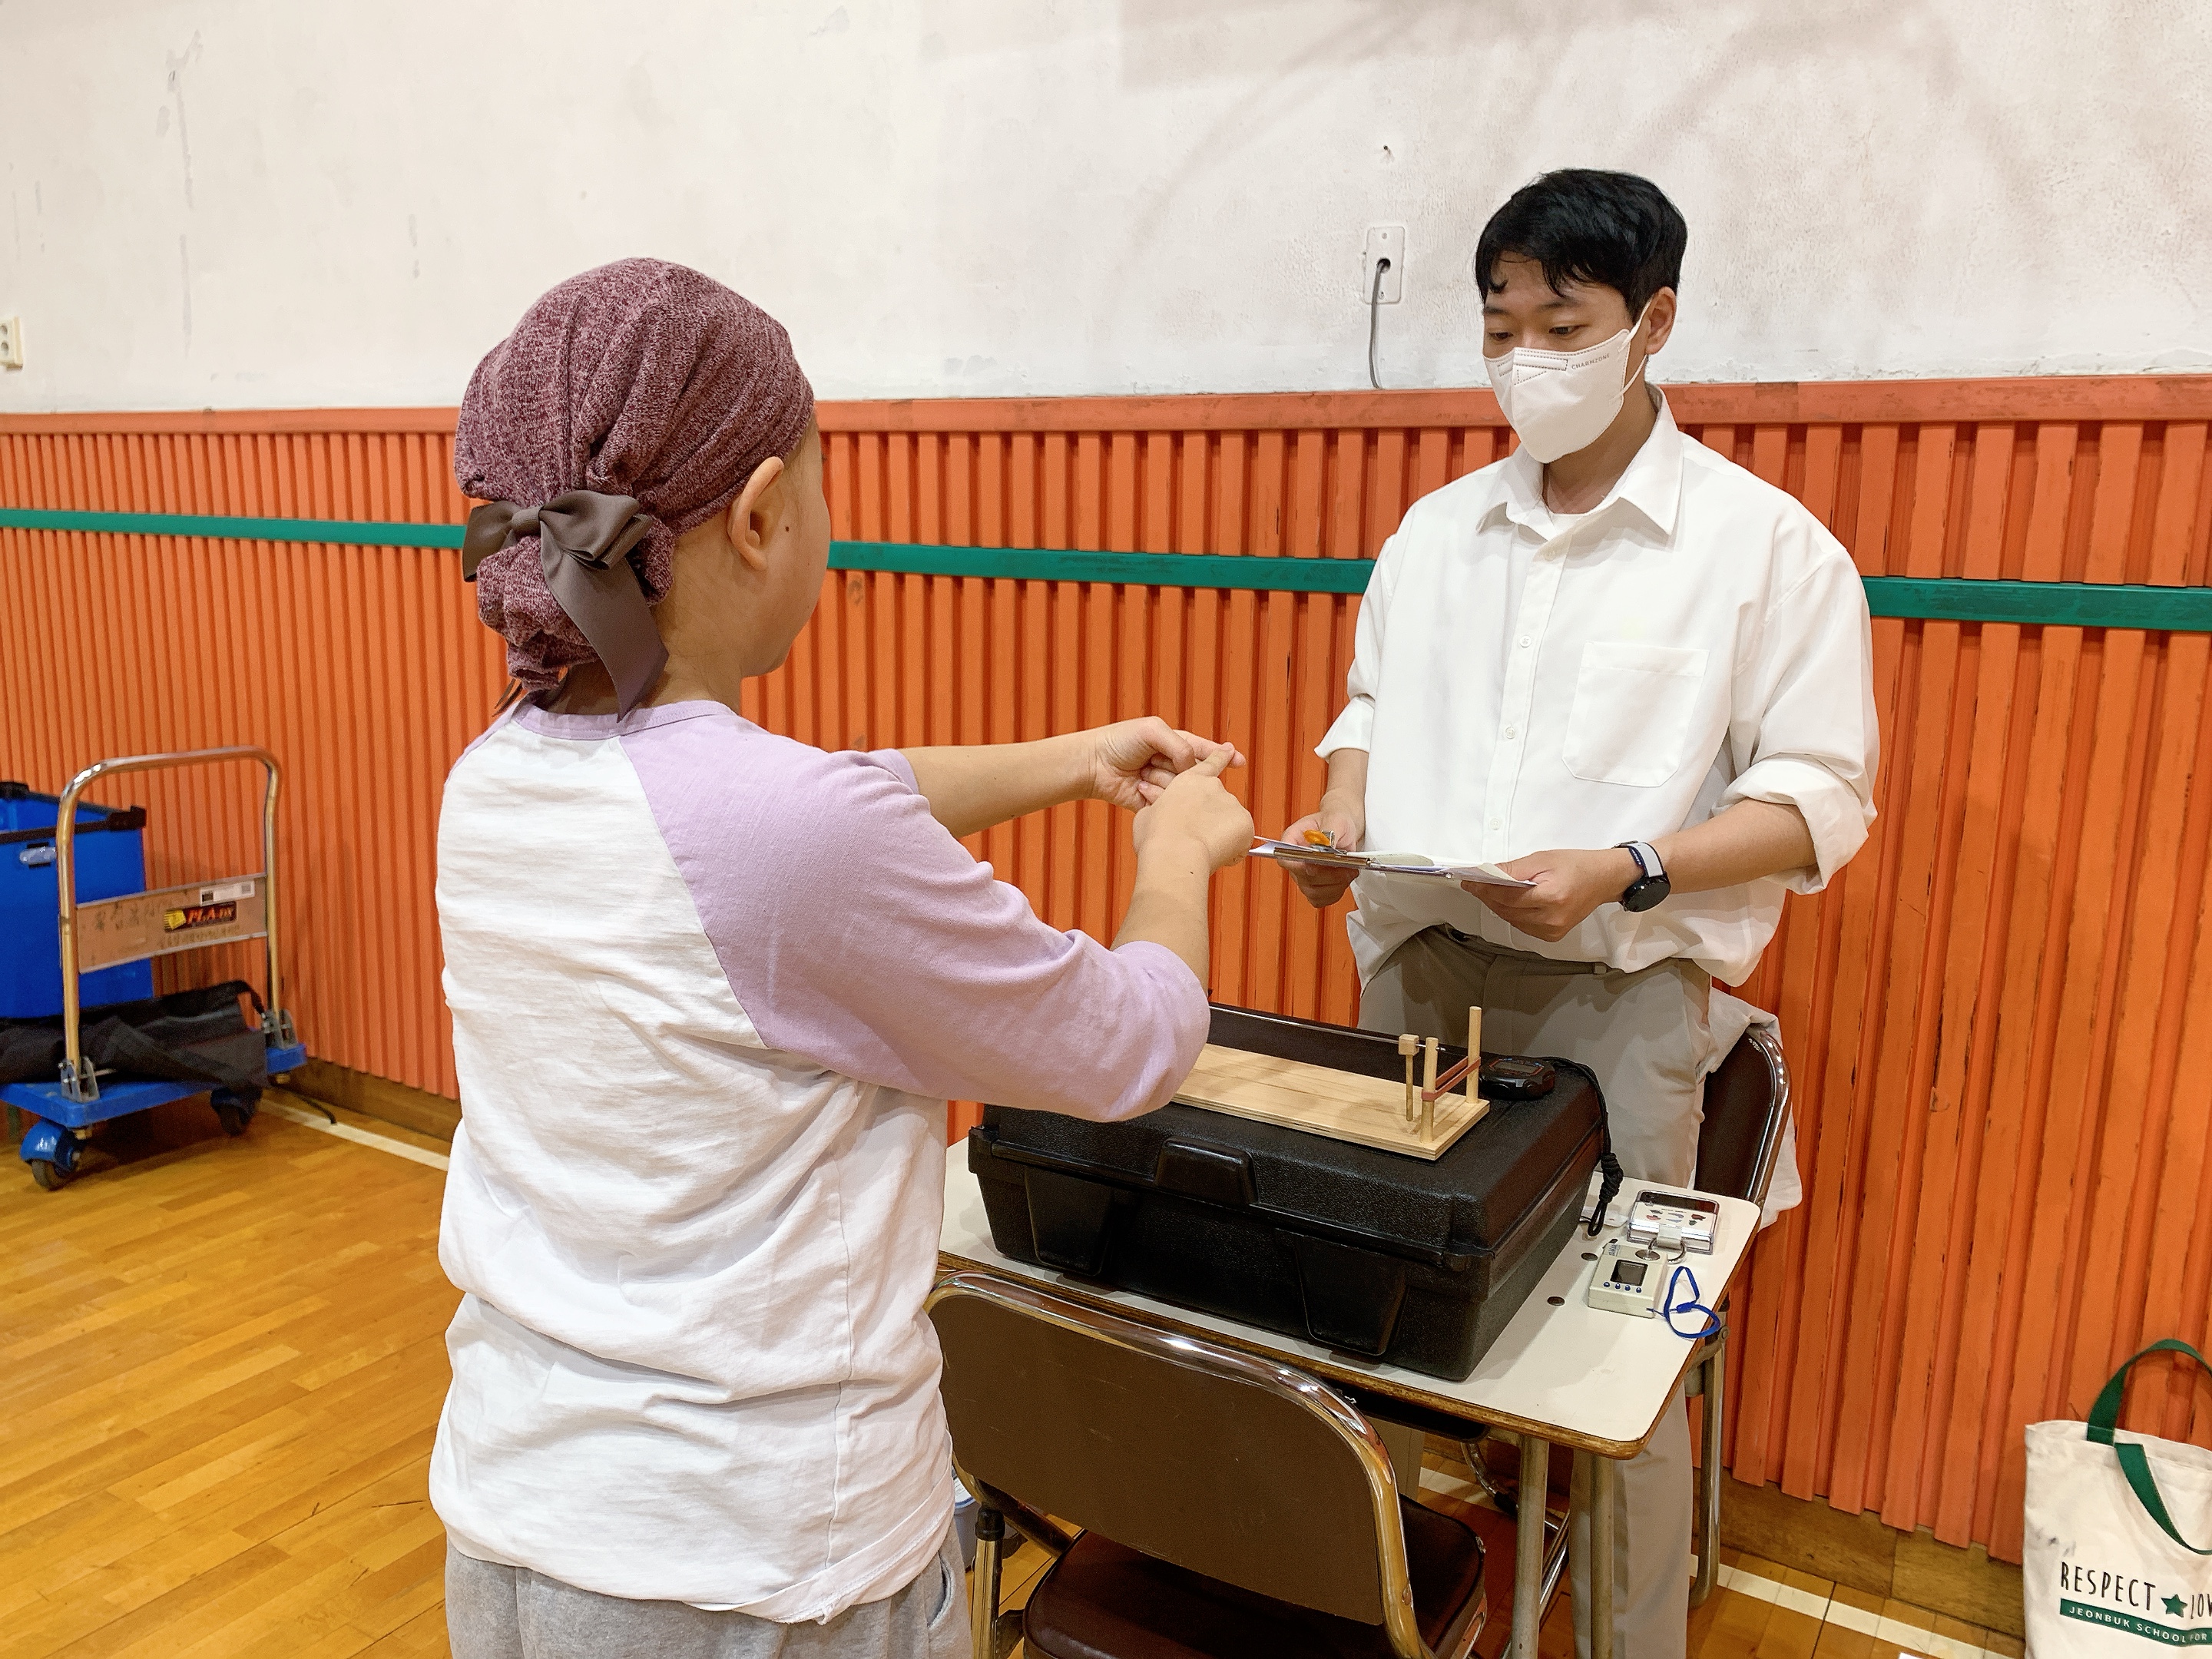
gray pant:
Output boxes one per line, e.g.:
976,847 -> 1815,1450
1360,926 -> 1714,1186
1363,927 -> 1714,1659
445,1531 -> 967,1659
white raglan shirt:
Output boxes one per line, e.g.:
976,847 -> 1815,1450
430,700 -> 1208,1621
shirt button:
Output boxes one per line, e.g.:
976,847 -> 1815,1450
1503,725 -> 1518,739
1489,818 -> 1502,830
1518,637 -> 1532,648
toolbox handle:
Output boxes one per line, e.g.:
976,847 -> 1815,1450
1154,1140 -> 1256,1207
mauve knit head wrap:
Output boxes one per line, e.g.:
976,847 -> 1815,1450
454,257 -> 815,697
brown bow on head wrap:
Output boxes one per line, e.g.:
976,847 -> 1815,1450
462,492 -> 663,711
455,258 -> 815,713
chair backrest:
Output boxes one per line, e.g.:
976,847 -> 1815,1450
929,1273 -> 1425,1650
1694,1024 -> 1791,1207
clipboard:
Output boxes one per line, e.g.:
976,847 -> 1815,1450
1249,836 -> 1535,889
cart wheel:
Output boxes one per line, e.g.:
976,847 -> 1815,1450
24,1125 -> 79,1189
213,1093 -> 256,1137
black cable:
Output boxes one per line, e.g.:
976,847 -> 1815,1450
1367,257 -> 1392,390
1587,1147 -> 1624,1237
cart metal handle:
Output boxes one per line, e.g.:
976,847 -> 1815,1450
55,746 -> 286,1094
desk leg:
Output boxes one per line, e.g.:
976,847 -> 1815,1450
1590,1454 -> 1618,1659
1514,1433 -> 1549,1659
1692,1333 -> 1725,1608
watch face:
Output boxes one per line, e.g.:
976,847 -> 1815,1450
1622,875 -> 1670,914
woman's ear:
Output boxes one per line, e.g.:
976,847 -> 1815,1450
724,454 -> 789,574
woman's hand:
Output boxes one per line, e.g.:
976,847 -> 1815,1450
1277,796 -> 1367,909
1084,717 -> 1243,813
1131,748 -> 1255,873
1117,749 -> 1257,983
1468,846 -> 1640,942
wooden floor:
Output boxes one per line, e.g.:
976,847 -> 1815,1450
1676,1551 -> 2025,1659
2,1094 -> 2009,1659
2,1092 -> 455,1657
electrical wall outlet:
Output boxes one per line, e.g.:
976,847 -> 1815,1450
1361,227 -> 1405,305
0,316 -> 22,370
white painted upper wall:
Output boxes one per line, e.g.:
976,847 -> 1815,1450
2,0 -> 2208,412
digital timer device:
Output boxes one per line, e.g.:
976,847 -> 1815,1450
1586,1239 -> 1667,1317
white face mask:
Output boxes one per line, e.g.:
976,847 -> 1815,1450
1483,306 -> 1653,465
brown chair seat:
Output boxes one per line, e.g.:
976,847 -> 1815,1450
1022,1497 -> 1485,1659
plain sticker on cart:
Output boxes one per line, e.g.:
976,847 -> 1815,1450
200,879 -> 256,903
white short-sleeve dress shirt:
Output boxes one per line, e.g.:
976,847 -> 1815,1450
1318,392 -> 1879,987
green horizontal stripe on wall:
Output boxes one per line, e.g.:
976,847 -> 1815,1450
826,540 -> 1375,592
1861,577 -> 2212,630
0,507 -> 469,549
5,508 -> 2210,629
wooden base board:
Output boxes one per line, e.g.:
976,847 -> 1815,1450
1718,1475 -> 2025,1638
286,1058 -> 459,1144
1174,1043 -> 1488,1159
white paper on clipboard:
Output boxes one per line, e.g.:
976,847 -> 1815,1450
1248,839 -> 1535,889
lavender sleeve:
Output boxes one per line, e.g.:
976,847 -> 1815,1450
624,714 -> 1210,1118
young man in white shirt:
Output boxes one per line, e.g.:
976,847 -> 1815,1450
1283,170 -> 1879,1659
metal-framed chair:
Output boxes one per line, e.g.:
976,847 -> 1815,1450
929,1272 -> 1489,1659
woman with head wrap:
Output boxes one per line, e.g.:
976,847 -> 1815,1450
430,260 -> 1251,1659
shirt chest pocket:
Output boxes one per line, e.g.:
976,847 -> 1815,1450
1561,641 -> 1710,787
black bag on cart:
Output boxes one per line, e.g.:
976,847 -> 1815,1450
967,1004 -> 1608,1382
0,980 -> 270,1094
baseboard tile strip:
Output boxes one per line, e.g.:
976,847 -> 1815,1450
1714,1559 -> 1995,1659
263,1098 -> 451,1173
1417,1469 -> 1485,1505
1713,1560 -> 1834,1622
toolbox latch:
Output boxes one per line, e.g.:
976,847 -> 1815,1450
1286,1233 -> 1408,1358
1154,1141 -> 1255,1207
1023,1167 -> 1118,1277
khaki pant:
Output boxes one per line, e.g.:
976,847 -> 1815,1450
1363,927 -> 1717,1659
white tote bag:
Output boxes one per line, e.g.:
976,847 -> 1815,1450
2025,1341 -> 2212,1656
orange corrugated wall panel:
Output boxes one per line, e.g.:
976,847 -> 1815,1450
6,378 -> 2212,1564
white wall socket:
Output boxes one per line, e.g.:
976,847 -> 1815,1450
1361,227 -> 1405,305
0,316 -> 22,370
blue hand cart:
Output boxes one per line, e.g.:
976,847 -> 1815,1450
4,745 -> 308,1190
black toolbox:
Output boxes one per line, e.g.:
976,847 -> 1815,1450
967,1004 -> 1608,1381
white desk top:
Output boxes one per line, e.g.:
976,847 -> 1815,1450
937,1144 -> 1760,1458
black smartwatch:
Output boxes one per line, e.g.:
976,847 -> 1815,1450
1617,841 -> 1671,912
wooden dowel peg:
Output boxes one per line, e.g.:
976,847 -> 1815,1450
1398,1033 -> 1419,1124
1468,1007 -> 1483,1102
1422,1038 -> 1439,1139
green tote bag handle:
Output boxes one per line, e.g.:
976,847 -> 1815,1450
2088,1339 -> 2212,1555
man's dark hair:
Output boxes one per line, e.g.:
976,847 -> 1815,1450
1475,170 -> 1687,317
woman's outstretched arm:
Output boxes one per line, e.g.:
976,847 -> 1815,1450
900,717 -> 1243,840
